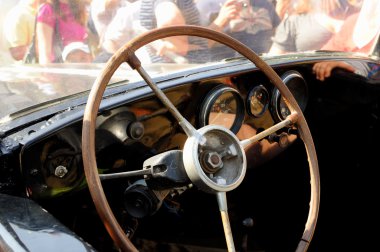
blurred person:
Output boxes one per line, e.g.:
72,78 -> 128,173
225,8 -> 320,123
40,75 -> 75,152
196,0 -> 280,59
268,0 -> 359,55
96,0 -> 237,63
199,0 -> 244,43
89,0 -> 126,52
275,0 -> 294,19
62,41 -> 92,63
312,60 -> 379,81
321,0 -> 378,54
313,61 -> 356,81
93,0 -> 143,63
274,0 -> 311,19
36,0 -> 89,64
313,0 -> 379,81
226,0 -> 280,53
139,0 -> 244,63
195,0 -> 226,26
0,1 -> 16,63
140,0 -> 208,63
3,0 -> 43,61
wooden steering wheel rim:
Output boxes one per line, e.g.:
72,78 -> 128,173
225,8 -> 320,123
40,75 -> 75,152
82,25 -> 320,252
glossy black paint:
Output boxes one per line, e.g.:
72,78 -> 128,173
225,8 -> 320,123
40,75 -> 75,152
0,193 -> 96,252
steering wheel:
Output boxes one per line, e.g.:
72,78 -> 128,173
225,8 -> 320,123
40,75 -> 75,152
82,26 -> 320,252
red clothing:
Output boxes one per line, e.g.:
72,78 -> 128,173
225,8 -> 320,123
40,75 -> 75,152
37,2 -> 87,47
322,13 -> 376,54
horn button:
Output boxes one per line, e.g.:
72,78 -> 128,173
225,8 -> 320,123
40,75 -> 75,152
183,125 -> 247,193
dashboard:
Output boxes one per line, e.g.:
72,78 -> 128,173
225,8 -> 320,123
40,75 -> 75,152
19,68 -> 309,199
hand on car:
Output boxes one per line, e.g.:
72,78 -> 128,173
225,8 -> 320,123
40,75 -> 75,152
312,61 -> 356,81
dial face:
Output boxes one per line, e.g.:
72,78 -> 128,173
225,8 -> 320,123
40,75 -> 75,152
247,85 -> 269,117
208,91 -> 237,129
199,85 -> 244,133
272,71 -> 308,121
279,97 -> 291,119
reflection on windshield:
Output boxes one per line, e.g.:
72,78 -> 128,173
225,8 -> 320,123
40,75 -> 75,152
0,0 -> 378,120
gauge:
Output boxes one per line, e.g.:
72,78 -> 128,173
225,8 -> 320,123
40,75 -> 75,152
247,85 -> 269,117
199,85 -> 245,133
271,71 -> 308,122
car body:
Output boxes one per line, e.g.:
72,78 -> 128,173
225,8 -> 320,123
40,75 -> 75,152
1,1 -> 379,251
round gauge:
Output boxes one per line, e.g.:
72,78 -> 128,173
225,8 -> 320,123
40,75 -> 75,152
199,85 -> 245,133
271,71 -> 308,121
247,85 -> 269,117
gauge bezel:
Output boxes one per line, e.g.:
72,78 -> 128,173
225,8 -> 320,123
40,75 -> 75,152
199,85 -> 245,134
246,84 -> 270,118
271,71 -> 308,122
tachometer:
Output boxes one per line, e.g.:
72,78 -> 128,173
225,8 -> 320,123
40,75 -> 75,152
271,71 -> 308,122
199,85 -> 245,133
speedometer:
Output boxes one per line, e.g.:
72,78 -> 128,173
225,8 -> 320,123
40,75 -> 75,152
199,85 -> 245,133
271,71 -> 308,122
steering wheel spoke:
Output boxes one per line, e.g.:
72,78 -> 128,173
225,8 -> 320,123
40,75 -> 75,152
240,112 -> 298,149
134,64 -> 206,145
217,192 -> 236,252
99,169 -> 152,181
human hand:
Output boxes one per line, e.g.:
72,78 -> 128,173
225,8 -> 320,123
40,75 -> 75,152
214,0 -> 242,28
312,61 -> 356,81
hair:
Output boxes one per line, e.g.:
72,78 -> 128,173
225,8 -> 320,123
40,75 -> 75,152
49,0 -> 87,25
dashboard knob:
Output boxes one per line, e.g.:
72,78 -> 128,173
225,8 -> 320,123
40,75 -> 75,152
127,121 -> 145,140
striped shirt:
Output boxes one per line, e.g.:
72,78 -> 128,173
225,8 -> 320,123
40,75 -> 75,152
140,0 -> 209,63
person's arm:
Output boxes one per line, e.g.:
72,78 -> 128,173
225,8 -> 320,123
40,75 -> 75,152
268,44 -> 286,55
105,0 -> 121,9
206,0 -> 240,47
9,46 -> 28,61
154,1 -> 188,56
36,21 -> 54,64
312,61 -> 356,81
208,0 -> 240,32
4,9 -> 30,61
102,40 -> 120,54
91,0 -> 121,39
102,6 -> 132,53
275,0 -> 292,20
92,0 -> 121,17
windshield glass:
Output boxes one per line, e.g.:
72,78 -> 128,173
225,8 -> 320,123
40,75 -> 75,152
0,0 -> 377,119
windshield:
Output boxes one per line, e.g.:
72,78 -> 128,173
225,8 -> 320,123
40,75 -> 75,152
0,0 -> 377,119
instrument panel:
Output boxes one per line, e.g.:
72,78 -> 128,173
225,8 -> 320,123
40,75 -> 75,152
197,70 -> 309,133
20,69 -> 309,199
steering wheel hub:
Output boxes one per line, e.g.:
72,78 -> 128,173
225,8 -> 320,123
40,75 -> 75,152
183,125 -> 247,193
200,151 -> 223,173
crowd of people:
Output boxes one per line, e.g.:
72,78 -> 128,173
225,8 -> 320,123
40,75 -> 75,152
2,0 -> 379,79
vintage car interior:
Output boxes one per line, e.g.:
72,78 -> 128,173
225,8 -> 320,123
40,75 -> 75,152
1,25 -> 379,252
